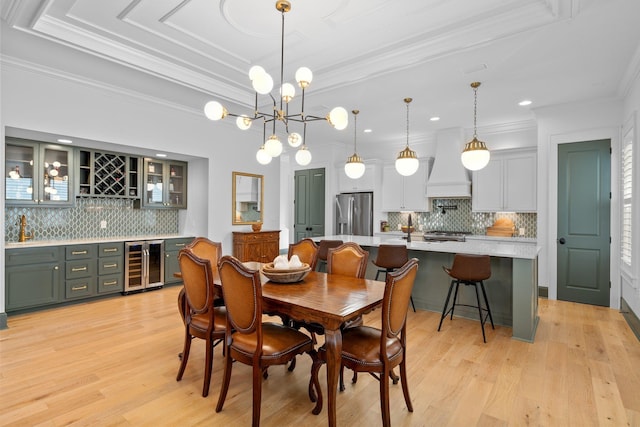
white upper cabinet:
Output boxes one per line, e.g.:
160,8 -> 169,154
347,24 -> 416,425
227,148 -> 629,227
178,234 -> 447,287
338,162 -> 377,193
382,159 -> 431,212
472,148 -> 537,212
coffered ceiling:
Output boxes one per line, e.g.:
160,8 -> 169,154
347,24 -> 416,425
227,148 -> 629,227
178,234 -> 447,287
2,0 -> 640,151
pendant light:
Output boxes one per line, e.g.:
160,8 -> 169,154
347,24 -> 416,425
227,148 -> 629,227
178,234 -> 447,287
461,82 -> 490,171
344,110 -> 365,179
395,98 -> 419,176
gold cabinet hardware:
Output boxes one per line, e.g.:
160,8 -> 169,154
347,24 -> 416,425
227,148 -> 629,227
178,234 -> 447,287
71,266 -> 88,272
103,248 -> 118,253
72,250 -> 88,255
54,266 -> 59,270
175,243 -> 185,247
72,285 -> 88,291
103,263 -> 117,268
103,281 -> 118,286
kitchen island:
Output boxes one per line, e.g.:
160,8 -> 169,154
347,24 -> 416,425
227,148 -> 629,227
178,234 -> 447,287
313,235 -> 540,343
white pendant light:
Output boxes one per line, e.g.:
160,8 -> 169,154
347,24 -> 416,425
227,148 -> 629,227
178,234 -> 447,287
264,134 -> 283,157
295,145 -> 312,166
344,110 -> 365,179
395,98 -> 419,176
461,82 -> 490,171
256,145 -> 272,165
287,132 -> 302,147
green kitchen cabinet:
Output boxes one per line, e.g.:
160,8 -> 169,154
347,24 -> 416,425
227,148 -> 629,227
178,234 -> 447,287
97,242 -> 124,294
64,244 -> 96,300
164,237 -> 194,285
5,247 -> 63,311
5,137 -> 75,207
141,159 -> 187,209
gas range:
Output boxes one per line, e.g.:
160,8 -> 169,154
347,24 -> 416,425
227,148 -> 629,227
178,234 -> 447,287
422,231 -> 471,242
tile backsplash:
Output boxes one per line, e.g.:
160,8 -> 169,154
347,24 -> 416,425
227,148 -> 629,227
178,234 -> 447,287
386,198 -> 537,238
5,197 -> 178,242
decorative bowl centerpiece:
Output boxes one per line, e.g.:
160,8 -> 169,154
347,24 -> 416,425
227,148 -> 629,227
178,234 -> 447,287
260,262 -> 311,284
400,226 -> 415,233
251,222 -> 262,232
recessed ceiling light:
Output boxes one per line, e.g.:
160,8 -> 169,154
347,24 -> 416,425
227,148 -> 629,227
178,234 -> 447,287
518,100 -> 532,106
57,138 -> 73,144
363,129 -> 372,133
156,153 -> 167,157
430,116 -> 440,121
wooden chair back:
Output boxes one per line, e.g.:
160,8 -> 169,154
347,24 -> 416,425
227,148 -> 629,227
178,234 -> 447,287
288,238 -> 319,270
218,255 -> 261,336
327,242 -> 369,278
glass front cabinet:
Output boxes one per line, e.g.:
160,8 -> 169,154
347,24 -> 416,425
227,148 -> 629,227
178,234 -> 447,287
142,158 -> 187,209
5,138 -> 74,207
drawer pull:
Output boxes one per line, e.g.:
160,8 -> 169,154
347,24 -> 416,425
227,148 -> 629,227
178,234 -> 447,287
72,250 -> 88,255
103,280 -> 118,286
175,243 -> 186,247
71,266 -> 88,272
72,285 -> 88,291
103,263 -> 117,268
103,248 -> 118,253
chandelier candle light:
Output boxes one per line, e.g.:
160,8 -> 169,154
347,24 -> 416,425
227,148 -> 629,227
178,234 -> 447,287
461,82 -> 490,171
395,98 -> 419,176
203,0 -> 348,165
344,110 -> 365,179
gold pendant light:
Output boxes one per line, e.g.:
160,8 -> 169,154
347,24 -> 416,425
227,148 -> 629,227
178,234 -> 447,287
461,82 -> 490,171
395,98 -> 419,176
344,110 -> 365,179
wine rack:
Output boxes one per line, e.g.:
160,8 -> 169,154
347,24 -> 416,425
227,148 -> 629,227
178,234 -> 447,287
78,149 -> 140,198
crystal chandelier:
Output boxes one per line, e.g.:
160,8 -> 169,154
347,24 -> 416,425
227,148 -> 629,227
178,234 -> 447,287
203,1 -> 348,165
461,82 -> 490,170
344,110 -> 365,179
395,98 -> 419,176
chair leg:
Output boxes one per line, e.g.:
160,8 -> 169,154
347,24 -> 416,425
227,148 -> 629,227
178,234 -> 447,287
252,365 -> 263,427
438,280 -> 456,331
176,332 -> 192,381
215,348 -> 233,413
410,296 -> 416,312
479,281 -> 495,329
310,355 -> 324,415
202,337 -> 214,397
474,283 -> 487,343
399,359 -> 413,412
339,364 -> 345,392
450,281 -> 461,320
288,356 -> 297,372
380,368 -> 391,427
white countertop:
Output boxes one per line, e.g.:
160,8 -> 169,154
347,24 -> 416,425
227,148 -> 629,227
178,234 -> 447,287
5,234 -> 191,249
374,231 -> 536,244
315,234 -> 540,260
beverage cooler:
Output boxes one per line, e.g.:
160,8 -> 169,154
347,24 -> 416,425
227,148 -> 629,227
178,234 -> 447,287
124,240 -> 164,293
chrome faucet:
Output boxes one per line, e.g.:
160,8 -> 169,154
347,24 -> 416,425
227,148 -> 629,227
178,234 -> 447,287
18,215 -> 34,242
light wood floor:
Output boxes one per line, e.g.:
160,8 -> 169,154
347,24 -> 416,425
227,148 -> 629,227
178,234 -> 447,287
2,286 -> 640,426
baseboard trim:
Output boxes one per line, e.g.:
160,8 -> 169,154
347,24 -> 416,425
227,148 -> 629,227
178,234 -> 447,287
620,298 -> 640,341
0,312 -> 7,330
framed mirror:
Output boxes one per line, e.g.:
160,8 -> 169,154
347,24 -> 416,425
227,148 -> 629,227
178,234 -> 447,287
232,171 -> 264,225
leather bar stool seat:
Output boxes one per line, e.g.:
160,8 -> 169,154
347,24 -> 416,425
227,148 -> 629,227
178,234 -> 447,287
437,253 -> 494,342
372,244 -> 415,312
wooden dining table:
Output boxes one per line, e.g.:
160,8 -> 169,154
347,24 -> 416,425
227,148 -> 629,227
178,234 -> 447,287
220,262 -> 386,427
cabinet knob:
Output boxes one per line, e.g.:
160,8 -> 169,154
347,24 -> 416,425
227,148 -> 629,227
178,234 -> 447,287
54,266 -> 59,270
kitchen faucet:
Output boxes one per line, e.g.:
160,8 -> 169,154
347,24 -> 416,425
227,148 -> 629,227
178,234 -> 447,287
406,214 -> 412,243
18,215 -> 34,242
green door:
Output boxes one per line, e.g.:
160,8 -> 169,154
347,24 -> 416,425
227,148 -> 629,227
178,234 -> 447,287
557,140 -> 610,306
294,168 -> 325,241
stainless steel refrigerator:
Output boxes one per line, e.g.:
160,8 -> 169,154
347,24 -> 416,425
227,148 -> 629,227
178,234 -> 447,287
335,192 -> 374,236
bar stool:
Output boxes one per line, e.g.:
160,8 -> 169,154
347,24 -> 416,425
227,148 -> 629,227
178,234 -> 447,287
437,254 -> 494,342
373,244 -> 415,312
316,239 -> 343,272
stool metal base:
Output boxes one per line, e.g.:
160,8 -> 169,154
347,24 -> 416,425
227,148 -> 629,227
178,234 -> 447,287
437,279 -> 494,342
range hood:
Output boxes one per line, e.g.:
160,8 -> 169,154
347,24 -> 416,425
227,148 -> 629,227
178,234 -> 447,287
426,128 -> 471,198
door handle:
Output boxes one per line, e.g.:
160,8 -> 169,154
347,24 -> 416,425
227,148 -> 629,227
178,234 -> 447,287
558,237 -> 566,244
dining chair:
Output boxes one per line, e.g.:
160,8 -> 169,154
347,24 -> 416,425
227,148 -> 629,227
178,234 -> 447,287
175,248 -> 227,397
178,238 -> 224,322
288,238 -> 319,270
309,258 -> 419,426
326,242 -> 369,279
216,255 -> 318,427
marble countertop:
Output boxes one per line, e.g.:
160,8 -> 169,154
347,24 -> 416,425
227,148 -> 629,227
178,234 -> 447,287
315,234 -> 540,260
373,231 -> 536,244
5,234 -> 192,249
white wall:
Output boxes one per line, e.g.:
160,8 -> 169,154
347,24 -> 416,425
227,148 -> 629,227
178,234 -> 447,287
534,98 -> 623,308
0,57 -> 281,315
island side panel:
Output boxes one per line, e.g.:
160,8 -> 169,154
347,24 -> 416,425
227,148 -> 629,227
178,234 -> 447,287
511,256 -> 539,342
